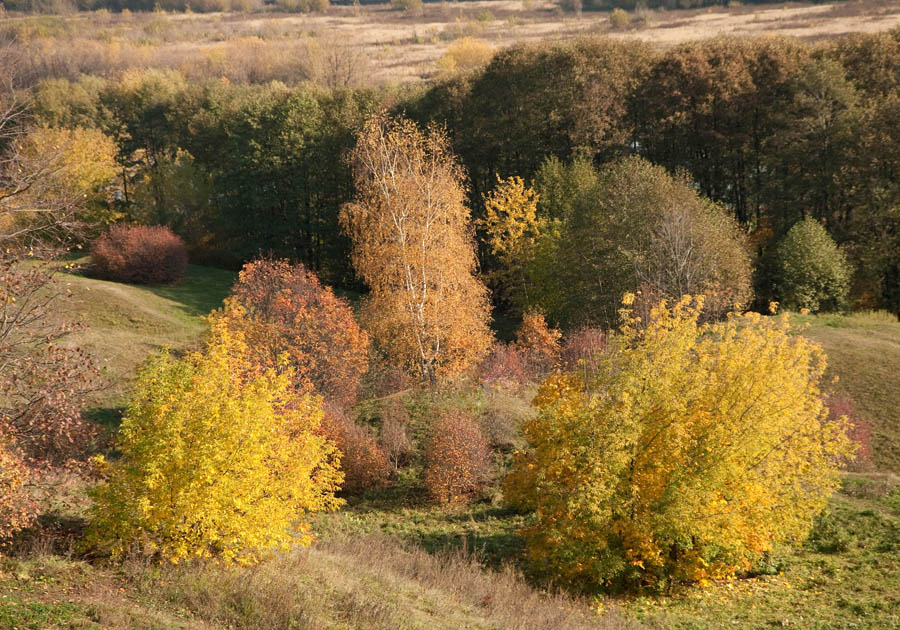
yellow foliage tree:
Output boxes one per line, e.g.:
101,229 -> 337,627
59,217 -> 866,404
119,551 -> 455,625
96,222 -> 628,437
14,126 -> 120,225
341,113 -> 492,382
478,175 -> 542,311
87,320 -> 343,565
505,295 -> 855,591
437,37 -> 494,76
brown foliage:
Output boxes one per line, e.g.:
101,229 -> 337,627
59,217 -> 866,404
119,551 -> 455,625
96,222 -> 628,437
424,411 -> 492,505
342,113 -> 493,382
824,393 -> 873,472
0,258 -> 101,471
91,224 -> 188,285
479,342 -> 529,387
378,398 -> 413,472
218,258 -> 370,407
320,405 -> 390,495
514,310 -> 561,377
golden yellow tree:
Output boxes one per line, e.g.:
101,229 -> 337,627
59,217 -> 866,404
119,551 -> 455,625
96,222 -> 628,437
478,175 -> 542,311
341,113 -> 492,382
87,319 -> 343,565
506,295 -> 855,591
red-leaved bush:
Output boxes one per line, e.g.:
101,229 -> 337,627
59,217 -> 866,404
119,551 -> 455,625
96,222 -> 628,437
479,342 -> 529,387
92,224 -> 188,284
320,405 -> 390,495
824,393 -> 872,471
424,411 -> 492,505
218,259 -> 370,407
559,326 -> 608,379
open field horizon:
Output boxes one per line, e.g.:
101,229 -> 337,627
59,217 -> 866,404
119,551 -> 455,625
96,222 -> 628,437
2,0 -> 899,83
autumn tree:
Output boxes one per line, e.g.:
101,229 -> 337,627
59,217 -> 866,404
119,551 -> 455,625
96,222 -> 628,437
478,175 -> 542,312
531,157 -> 752,327
0,68 -> 103,543
214,258 -> 370,407
341,113 -> 492,382
774,217 -> 852,313
87,320 -> 343,565
506,295 -> 855,591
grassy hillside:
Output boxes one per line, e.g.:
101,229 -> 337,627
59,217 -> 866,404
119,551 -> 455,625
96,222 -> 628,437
9,271 -> 900,629
52,263 -> 235,414
795,310 -> 900,474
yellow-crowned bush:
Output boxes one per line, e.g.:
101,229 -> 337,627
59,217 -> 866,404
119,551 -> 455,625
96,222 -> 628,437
505,295 -> 855,591
87,320 -> 343,565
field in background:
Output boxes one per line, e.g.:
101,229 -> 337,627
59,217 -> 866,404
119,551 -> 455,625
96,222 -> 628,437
2,0 -> 900,85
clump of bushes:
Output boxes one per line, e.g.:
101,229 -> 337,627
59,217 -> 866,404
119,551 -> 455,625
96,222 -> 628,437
87,321 -> 343,565
424,411 -> 492,505
216,259 -> 370,407
91,224 -> 188,285
506,295 -> 855,591
774,217 -> 852,313
320,405 -> 390,495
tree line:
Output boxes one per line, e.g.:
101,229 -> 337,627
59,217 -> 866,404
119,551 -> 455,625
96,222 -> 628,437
25,30 -> 900,318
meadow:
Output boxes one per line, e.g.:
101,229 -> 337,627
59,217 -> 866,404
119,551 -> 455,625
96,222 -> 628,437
2,263 -> 898,629
2,0 -> 900,86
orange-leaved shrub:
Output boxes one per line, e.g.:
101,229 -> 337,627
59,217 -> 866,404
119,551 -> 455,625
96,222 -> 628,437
91,224 -> 188,285
0,431 -> 34,543
506,295 -> 856,591
216,259 -> 369,407
319,405 -> 390,495
514,310 -> 561,378
424,411 -> 492,505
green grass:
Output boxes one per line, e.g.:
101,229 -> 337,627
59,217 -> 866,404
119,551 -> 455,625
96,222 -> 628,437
791,310 -> 900,473
626,474 -> 900,629
52,263 -> 235,415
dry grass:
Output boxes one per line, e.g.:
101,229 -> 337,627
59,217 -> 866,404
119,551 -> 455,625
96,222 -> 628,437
122,535 -> 640,630
2,0 -> 899,86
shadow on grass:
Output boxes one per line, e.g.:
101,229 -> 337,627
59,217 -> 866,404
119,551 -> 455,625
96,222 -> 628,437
142,265 -> 236,318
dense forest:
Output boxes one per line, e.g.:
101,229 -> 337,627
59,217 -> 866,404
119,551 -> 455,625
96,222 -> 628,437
15,30 -> 900,320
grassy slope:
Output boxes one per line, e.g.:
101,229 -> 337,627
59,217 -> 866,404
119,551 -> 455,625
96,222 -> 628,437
12,272 -> 900,630
53,264 -> 235,415
795,311 -> 900,474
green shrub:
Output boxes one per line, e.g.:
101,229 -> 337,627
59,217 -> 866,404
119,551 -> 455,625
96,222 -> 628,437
775,217 -> 852,313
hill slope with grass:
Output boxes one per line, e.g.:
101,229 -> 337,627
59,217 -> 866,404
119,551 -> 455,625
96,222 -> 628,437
10,270 -> 900,629
795,311 -> 900,474
52,263 -> 235,418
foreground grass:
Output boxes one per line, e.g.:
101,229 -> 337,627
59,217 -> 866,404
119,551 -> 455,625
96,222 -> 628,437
0,535 -> 636,630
